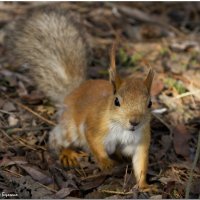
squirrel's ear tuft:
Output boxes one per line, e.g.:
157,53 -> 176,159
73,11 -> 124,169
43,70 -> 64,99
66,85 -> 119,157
109,42 -> 122,94
144,68 -> 154,93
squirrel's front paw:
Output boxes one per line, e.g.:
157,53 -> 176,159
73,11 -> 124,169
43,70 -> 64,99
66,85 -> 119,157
59,148 -> 88,168
98,158 -> 116,171
136,182 -> 158,193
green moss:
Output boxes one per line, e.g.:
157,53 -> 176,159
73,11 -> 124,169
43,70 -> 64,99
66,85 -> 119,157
130,53 -> 143,64
191,59 -> 198,66
172,54 -> 177,61
160,47 -> 169,56
164,77 -> 187,94
118,48 -> 143,67
181,63 -> 187,70
118,48 -> 128,65
99,70 -> 109,75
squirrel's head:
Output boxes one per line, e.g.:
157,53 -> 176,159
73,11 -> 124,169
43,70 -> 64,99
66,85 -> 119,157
108,44 -> 154,131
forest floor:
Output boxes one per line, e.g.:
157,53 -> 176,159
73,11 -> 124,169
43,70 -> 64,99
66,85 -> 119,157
0,2 -> 200,199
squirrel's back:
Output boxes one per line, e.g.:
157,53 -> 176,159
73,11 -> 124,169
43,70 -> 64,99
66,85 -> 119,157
5,7 -> 91,103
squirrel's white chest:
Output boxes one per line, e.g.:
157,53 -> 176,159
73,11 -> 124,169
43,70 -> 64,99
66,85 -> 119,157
104,122 -> 144,157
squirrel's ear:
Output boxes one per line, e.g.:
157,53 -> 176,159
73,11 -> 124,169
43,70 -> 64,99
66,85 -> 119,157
109,42 -> 122,94
144,68 -> 154,93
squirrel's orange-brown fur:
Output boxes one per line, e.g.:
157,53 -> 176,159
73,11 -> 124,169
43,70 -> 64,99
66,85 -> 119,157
5,7 -> 156,192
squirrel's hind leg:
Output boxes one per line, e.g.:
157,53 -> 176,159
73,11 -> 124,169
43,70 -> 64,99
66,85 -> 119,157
49,123 -> 88,168
48,124 -> 70,152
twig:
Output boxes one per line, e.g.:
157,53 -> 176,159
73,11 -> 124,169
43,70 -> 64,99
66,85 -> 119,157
0,128 -> 46,150
80,173 -> 104,181
1,92 -> 56,126
13,135 -> 47,151
0,129 -> 13,141
79,165 -> 87,178
37,182 -> 57,193
99,189 -> 133,195
185,131 -> 200,199
5,127 -> 51,133
15,101 -> 56,126
174,90 -> 200,99
123,165 -> 129,192
3,169 -> 22,178
13,136 -> 37,151
0,109 -> 13,115
11,135 -> 39,151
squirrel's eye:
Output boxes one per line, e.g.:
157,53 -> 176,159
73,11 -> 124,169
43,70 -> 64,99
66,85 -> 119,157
114,97 -> 120,107
148,100 -> 152,108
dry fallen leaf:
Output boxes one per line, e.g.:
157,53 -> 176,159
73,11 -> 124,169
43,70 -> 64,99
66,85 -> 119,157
8,114 -> 19,126
36,105 -> 56,115
20,90 -> 45,105
2,101 -> 16,112
0,156 -> 27,167
54,187 -> 78,199
150,195 -> 163,199
173,124 -> 191,159
80,175 -> 107,191
151,78 -> 164,96
0,171 -> 53,198
19,165 -> 53,185
170,40 -> 199,52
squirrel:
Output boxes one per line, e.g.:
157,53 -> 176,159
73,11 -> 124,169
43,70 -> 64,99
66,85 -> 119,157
5,7 -> 157,192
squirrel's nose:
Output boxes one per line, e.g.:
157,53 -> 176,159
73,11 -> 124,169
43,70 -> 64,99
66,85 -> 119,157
129,120 -> 139,127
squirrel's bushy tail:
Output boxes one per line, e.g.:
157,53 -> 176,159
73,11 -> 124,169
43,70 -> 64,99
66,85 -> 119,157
5,7 -> 90,104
